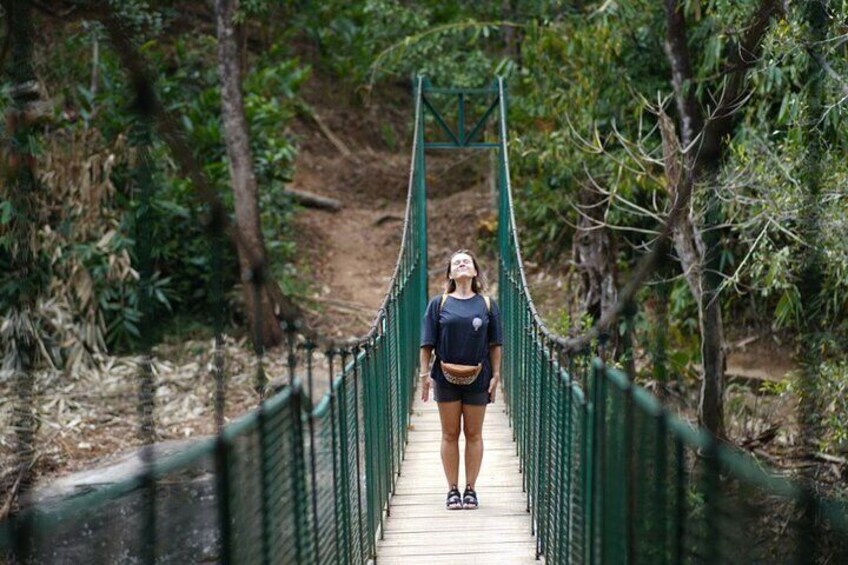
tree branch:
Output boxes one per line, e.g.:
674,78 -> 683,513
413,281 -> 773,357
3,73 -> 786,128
807,47 -> 848,98
559,153 -> 696,354
697,0 -> 783,170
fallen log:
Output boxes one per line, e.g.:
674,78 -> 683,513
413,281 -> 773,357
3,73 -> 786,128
814,452 -> 847,466
284,188 -> 343,212
374,213 -> 403,226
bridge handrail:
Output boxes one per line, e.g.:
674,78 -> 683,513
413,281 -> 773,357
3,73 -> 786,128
0,79 -> 428,565
494,76 -> 848,563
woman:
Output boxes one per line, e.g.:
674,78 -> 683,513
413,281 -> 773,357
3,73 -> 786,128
419,249 -> 503,510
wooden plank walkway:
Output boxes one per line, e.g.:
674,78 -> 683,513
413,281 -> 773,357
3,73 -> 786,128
375,387 -> 542,564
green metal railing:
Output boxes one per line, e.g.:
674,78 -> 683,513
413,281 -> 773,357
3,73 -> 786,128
494,76 -> 848,564
0,78 -> 429,565
4,74 -> 848,565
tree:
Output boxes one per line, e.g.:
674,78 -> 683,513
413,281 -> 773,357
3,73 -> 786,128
796,0 -> 830,460
509,1 -> 796,439
661,0 -> 783,438
573,184 -> 617,325
91,1 -> 301,352
214,0 -> 286,349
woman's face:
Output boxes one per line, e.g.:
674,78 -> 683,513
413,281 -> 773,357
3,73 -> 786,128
449,252 -> 477,282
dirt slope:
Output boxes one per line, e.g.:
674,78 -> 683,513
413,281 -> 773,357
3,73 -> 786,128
291,78 -> 496,339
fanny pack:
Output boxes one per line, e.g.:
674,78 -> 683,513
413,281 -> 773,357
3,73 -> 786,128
440,361 -> 482,386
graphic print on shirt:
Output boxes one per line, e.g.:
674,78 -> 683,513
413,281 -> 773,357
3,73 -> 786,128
472,317 -> 483,331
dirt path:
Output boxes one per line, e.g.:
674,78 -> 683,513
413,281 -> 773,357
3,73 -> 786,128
291,80 -> 496,338
292,150 -> 407,337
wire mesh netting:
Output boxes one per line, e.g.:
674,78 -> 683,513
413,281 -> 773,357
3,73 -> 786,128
0,65 -> 427,565
494,74 -> 848,564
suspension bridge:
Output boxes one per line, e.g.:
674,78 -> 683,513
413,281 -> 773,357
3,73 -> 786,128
2,77 -> 847,564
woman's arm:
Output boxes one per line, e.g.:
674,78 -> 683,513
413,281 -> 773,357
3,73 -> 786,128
488,345 -> 502,402
419,346 -> 434,401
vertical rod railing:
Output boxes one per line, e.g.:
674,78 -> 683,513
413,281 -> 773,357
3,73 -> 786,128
305,343 -> 321,563
289,384 -> 305,564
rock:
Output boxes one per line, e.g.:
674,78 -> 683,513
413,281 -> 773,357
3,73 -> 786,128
12,439 -> 220,565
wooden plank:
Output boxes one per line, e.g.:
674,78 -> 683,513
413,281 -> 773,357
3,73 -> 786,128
378,542 -> 538,557
388,493 -> 527,506
388,505 -> 528,519
380,520 -> 533,535
392,483 -> 525,494
377,552 -> 540,565
376,386 -> 543,563
378,531 -> 534,546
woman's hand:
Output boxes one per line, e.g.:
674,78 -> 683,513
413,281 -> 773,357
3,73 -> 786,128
488,374 -> 500,403
420,375 -> 431,402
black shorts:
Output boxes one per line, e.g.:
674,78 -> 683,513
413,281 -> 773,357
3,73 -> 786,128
433,379 -> 490,405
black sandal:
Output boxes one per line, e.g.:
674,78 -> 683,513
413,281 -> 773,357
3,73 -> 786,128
446,486 -> 463,510
463,485 -> 479,510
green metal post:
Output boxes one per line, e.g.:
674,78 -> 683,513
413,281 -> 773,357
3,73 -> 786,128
458,92 -> 465,146
674,436 -> 685,564
215,436 -> 233,565
352,353 -> 366,562
289,384 -> 306,564
583,397 -> 594,565
703,441 -> 720,564
257,401 -> 271,565
655,412 -> 668,565
337,351 -> 352,565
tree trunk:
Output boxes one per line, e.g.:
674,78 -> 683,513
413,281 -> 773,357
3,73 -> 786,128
215,0 -> 282,349
660,0 -> 781,439
797,0 -> 829,461
697,194 -> 726,438
662,193 -> 726,436
573,185 -> 617,323
661,124 -> 726,437
501,0 -> 519,59
661,0 -> 726,437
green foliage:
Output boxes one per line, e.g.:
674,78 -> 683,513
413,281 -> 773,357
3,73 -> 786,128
297,0 -> 506,89
718,2 -> 848,334
179,47 -> 305,265
783,353 -> 848,455
509,8 -> 668,261
508,1 -> 847,361
818,360 -> 848,453
3,10 -> 309,355
551,308 -> 571,336
138,35 -> 308,332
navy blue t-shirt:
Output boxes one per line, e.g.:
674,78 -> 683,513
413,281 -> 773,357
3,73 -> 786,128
420,294 -> 503,392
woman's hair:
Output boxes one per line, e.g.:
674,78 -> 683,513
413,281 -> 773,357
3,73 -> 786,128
444,249 -> 485,294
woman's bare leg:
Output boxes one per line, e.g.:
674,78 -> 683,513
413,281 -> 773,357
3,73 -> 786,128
437,400 -> 463,487
462,404 -> 487,488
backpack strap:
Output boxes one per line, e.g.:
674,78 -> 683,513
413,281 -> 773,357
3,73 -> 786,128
440,293 -> 491,312
434,294 -> 449,363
